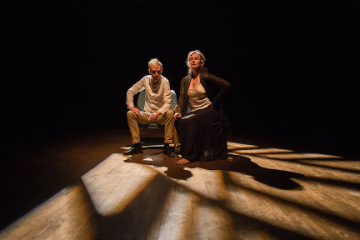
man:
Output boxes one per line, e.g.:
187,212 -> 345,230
125,58 -> 175,157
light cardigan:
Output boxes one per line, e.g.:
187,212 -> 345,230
126,75 -> 172,115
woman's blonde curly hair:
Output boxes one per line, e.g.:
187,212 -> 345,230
186,50 -> 208,75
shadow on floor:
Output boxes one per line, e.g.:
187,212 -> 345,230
123,143 -> 304,190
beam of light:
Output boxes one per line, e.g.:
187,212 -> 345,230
145,166 -> 312,239
127,150 -> 355,238
228,167 -> 360,224
193,200 -> 235,239
251,155 -> 360,186
169,168 -> 228,202
227,142 -> 258,150
149,185 -> 200,240
256,153 -> 342,159
81,153 -> 157,217
233,148 -> 293,154
298,159 -> 360,172
122,147 -> 229,202
1,140 -> 358,240
226,171 -> 359,239
145,176 -> 235,240
118,142 -> 358,238
296,177 -> 360,223
0,183 -> 97,240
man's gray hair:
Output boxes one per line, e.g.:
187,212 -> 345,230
148,58 -> 163,69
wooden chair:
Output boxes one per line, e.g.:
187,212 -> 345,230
136,90 -> 179,150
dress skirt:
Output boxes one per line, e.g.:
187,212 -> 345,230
175,106 -> 228,162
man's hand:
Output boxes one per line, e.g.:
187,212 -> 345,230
174,113 -> 182,120
129,107 -> 140,116
148,111 -> 161,122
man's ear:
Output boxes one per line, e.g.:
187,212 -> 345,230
161,68 -> 163,74
148,69 -> 151,74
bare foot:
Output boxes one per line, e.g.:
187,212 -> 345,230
176,158 -> 190,165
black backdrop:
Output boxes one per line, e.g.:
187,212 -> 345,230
4,0 -> 359,155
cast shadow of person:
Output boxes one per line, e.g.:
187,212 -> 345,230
123,148 -> 304,190
217,154 -> 304,190
123,149 -> 193,180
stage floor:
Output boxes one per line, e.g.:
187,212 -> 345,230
0,129 -> 359,239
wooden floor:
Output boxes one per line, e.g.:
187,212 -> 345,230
0,129 -> 359,240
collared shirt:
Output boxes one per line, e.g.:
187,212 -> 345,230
126,75 -> 172,114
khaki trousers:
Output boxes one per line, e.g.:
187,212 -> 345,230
127,109 -> 174,144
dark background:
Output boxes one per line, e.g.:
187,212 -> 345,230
4,0 -> 359,155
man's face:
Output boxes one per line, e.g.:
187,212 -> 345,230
148,64 -> 163,84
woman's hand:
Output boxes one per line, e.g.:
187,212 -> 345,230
174,113 -> 182,120
210,102 -> 219,111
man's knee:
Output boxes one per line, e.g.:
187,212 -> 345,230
166,109 -> 174,119
127,110 -> 137,119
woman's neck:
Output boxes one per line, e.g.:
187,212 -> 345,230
192,68 -> 200,78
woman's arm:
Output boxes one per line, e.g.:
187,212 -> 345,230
203,73 -> 231,110
176,76 -> 188,115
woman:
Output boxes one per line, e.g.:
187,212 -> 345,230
174,50 -> 231,165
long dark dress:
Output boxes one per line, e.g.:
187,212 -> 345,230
176,72 -> 231,162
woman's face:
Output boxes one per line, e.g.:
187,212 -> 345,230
189,53 -> 201,70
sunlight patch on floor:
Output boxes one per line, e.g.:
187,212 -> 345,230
0,183 -> 96,240
227,171 -> 358,239
1,140 -> 359,240
234,148 -> 293,154
81,153 -> 157,217
227,142 -> 258,149
257,153 -> 342,159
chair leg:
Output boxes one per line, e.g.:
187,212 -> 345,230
173,105 -> 179,151
173,127 -> 179,151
